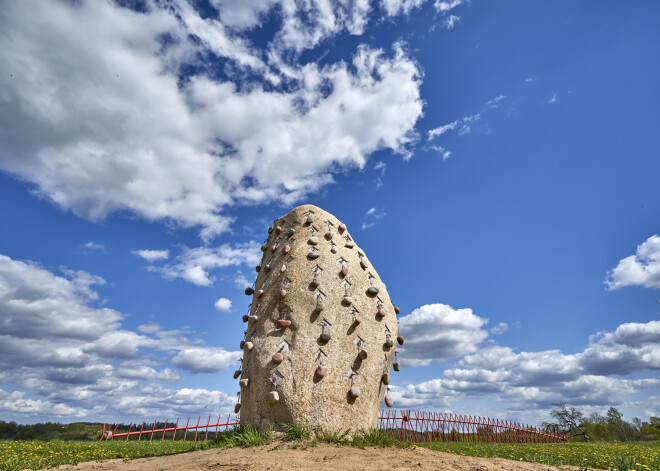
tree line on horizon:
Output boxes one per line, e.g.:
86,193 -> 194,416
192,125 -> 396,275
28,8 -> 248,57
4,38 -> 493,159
0,421 -> 189,441
542,402 -> 660,442
0,421 -> 103,441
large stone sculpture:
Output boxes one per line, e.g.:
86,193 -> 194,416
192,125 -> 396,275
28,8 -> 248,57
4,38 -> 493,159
235,204 -> 401,432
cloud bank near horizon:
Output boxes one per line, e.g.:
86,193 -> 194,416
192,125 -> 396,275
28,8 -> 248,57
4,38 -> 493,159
2,251 -> 657,423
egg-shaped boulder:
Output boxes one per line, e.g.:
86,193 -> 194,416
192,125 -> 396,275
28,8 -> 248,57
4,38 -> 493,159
237,204 -> 398,432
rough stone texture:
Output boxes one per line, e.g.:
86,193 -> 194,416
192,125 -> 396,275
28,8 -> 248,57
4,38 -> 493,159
238,204 -> 398,432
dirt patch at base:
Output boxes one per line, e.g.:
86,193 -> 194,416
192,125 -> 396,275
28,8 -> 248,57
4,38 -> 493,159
52,442 -> 602,471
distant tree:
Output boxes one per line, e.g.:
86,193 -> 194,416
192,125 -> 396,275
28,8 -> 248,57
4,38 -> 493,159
587,412 -> 606,424
641,417 -> 660,440
606,407 -> 629,441
606,407 -> 623,424
544,407 -> 660,442
543,402 -> 590,441
0,421 -> 18,440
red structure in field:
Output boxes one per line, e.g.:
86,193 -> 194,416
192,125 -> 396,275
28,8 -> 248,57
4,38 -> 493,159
378,410 -> 566,443
101,410 -> 565,443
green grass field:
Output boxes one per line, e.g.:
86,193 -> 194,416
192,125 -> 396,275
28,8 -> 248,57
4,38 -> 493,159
0,440 -> 211,471
0,425 -> 273,471
2,432 -> 660,471
420,441 -> 660,471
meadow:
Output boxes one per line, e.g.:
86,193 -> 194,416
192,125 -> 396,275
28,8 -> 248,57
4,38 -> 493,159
0,424 -> 274,471
2,431 -> 660,471
421,441 -> 660,471
0,440 -> 210,471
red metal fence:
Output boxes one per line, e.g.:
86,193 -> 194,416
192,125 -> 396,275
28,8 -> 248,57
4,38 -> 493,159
379,410 -> 565,443
100,414 -> 239,442
100,410 -> 565,443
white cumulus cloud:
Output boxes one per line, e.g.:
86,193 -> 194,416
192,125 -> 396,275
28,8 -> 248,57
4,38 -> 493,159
0,0 -> 424,240
381,0 -> 427,17
151,242 -> 262,287
0,252 -> 242,422
132,249 -> 170,262
434,0 -> 463,12
171,347 -> 242,374
392,317 -> 660,413
397,303 -> 489,366
606,235 -> 660,290
214,297 -> 233,312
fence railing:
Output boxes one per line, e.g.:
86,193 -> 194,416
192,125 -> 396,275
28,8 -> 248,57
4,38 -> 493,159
379,410 -> 565,443
100,414 -> 239,441
100,410 -> 565,443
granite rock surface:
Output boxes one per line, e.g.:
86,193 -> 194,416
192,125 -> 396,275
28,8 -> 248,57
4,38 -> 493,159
237,204 -> 399,432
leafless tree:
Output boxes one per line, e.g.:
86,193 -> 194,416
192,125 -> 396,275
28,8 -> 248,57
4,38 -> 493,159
542,402 -> 590,441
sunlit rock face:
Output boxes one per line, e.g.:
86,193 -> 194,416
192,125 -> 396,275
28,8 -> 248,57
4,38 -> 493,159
236,204 -> 399,432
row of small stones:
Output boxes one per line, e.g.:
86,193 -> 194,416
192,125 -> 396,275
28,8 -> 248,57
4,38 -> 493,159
260,217 -> 354,269
234,219 -> 399,411
252,222 -> 399,320
246,217 -> 401,336
233,363 -> 396,412
245,236 -> 404,358
238,289 -> 402,393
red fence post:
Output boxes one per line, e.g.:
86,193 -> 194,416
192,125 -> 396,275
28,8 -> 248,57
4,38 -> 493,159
411,411 -> 417,443
395,409 -> 399,439
489,418 -> 494,443
388,409 -> 394,439
421,411 -> 427,442
172,418 -> 179,441
427,411 -> 432,441
126,423 -> 132,441
402,410 -> 408,441
183,417 -> 190,441
162,419 -> 168,440
408,411 -> 416,442
194,416 -> 200,442
468,415 -> 473,442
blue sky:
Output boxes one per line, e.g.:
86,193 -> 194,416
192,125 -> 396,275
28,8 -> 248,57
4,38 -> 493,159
1,0 -> 659,426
